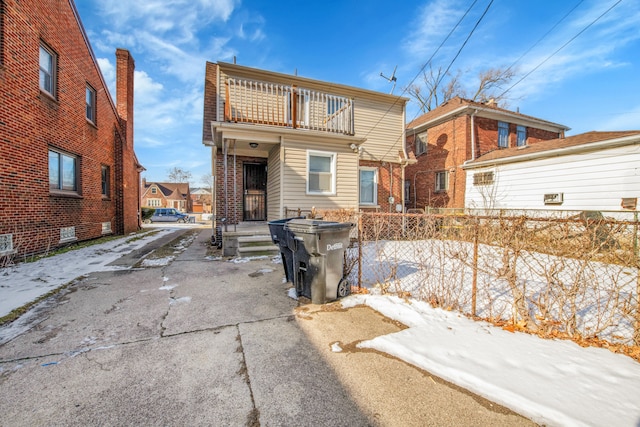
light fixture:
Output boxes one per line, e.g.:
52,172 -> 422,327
249,142 -> 259,149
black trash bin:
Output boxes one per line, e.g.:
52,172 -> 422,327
268,217 -> 303,283
284,219 -> 354,304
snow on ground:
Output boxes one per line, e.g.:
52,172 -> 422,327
0,229 -> 175,318
1,231 -> 639,426
342,294 -> 640,427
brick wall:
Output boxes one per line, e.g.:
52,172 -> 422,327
358,160 -> 404,213
0,0 -> 139,257
202,62 -> 218,143
214,153 -> 267,224
406,113 -> 562,210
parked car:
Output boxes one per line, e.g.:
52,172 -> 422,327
146,208 -> 189,223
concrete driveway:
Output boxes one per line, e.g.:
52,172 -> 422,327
0,228 -> 534,426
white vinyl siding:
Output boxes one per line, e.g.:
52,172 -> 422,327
354,97 -> 405,163
267,145 -> 281,220
464,144 -> 640,213
281,140 -> 358,212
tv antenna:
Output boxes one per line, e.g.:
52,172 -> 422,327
380,65 -> 398,94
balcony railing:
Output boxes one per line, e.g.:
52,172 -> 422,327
224,77 -> 354,136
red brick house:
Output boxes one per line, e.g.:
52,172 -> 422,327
405,97 -> 569,210
141,180 -> 192,213
0,0 -> 142,259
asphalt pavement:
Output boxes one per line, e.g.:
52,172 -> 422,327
0,228 -> 535,426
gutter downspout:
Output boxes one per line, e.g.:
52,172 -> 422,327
471,109 -> 478,161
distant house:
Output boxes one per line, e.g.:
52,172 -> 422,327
190,188 -> 212,213
0,0 -> 142,259
463,131 -> 640,213
141,180 -> 192,213
405,97 -> 569,210
202,61 -> 412,225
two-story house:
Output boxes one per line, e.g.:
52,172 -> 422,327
202,61 -> 412,226
141,180 -> 192,213
405,96 -> 569,210
0,0 -> 142,259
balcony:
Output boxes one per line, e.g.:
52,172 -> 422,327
224,77 -> 355,136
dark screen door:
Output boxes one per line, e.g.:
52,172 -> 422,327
243,163 -> 267,221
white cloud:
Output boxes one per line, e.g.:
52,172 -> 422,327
96,57 -> 116,96
402,0 -> 468,62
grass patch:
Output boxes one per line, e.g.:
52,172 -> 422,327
0,280 -> 78,326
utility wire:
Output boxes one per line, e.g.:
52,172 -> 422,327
497,0 -> 622,99
502,0 -> 584,77
361,0 -> 479,141
433,0 -> 494,94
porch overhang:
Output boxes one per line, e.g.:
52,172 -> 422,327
209,121 -> 366,152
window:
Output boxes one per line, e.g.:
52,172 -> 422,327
498,121 -> 509,148
49,149 -> 77,192
359,167 -> 378,205
307,151 -> 335,194
0,234 -> 13,255
148,199 -> 161,207
86,85 -> 97,123
151,187 -> 157,194
39,43 -> 57,97
101,165 -> 110,197
415,131 -> 427,156
473,171 -> 494,186
516,125 -> 526,146
435,171 -> 448,192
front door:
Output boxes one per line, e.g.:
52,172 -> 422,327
243,163 -> 267,221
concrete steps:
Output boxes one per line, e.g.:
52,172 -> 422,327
234,234 -> 279,257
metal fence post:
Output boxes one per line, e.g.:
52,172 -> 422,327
358,213 -> 363,289
472,218 -> 479,317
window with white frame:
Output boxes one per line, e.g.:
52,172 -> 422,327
516,125 -> 526,146
86,85 -> 97,123
416,131 -> 427,156
498,121 -> 509,148
359,167 -> 378,205
307,151 -> 335,195
49,149 -> 77,192
39,43 -> 57,97
435,171 -> 448,192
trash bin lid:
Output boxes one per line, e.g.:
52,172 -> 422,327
284,219 -> 354,234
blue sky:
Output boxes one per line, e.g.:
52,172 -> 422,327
75,0 -> 640,185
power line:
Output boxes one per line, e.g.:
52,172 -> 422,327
497,0 -> 622,99
502,1 -> 584,77
433,0 -> 494,94
362,0 -> 479,141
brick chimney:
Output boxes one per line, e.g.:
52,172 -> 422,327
116,48 -> 135,146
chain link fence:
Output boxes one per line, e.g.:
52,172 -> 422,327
286,208 -> 640,352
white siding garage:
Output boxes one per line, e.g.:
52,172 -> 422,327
463,132 -> 640,212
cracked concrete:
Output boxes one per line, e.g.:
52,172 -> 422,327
0,227 -> 534,426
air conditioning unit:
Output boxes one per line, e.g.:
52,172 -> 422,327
543,193 -> 564,204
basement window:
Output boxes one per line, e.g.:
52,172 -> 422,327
0,234 -> 13,255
